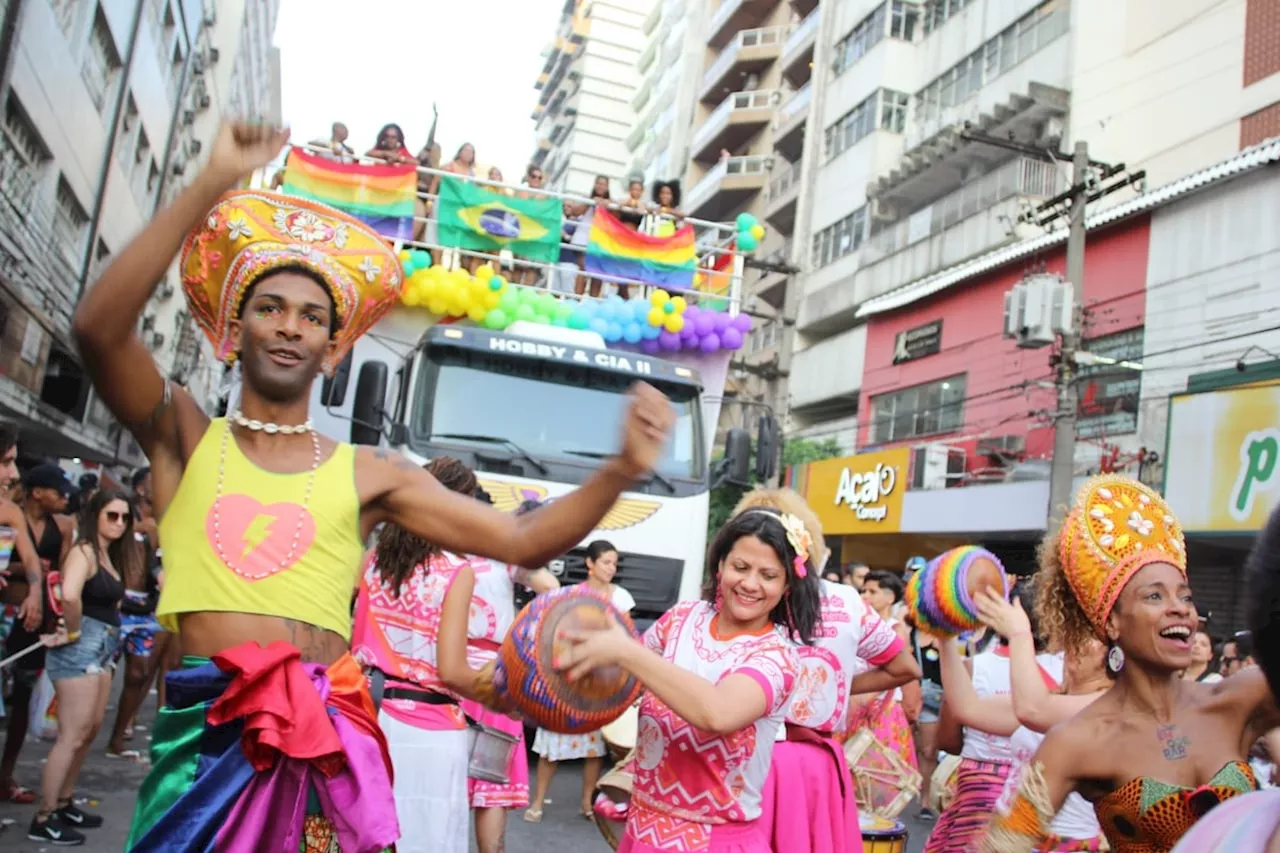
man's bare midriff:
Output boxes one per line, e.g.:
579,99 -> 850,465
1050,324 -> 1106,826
177,611 -> 350,666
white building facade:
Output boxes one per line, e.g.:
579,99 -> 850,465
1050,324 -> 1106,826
626,0 -> 705,186
531,0 -> 653,195
786,0 -> 1280,448
0,0 -> 279,467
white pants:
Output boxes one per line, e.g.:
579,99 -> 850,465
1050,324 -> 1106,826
380,710 -> 469,853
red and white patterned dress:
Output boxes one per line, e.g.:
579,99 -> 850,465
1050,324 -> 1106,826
621,600 -> 799,853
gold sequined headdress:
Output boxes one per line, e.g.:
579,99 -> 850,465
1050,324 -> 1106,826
180,190 -> 403,373
1059,475 -> 1187,638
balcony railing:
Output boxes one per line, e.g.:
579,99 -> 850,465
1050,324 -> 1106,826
700,26 -> 790,94
0,156 -> 82,339
777,82 -> 811,125
867,157 -> 1062,259
691,89 -> 777,156
686,155 -> 771,213
709,0 -> 746,39
767,160 -> 802,202
783,10 -> 819,60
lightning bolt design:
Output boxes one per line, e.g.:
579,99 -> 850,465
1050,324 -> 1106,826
241,513 -> 277,560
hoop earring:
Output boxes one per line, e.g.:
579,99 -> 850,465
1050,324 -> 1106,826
1106,644 -> 1125,675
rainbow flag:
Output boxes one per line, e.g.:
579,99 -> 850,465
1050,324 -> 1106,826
282,147 -> 417,241
585,208 -> 697,289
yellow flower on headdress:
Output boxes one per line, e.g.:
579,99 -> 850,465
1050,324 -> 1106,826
180,190 -> 403,374
1059,475 -> 1187,638
778,512 -> 813,578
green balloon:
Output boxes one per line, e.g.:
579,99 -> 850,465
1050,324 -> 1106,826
515,303 -> 536,322
738,232 -> 759,252
567,311 -> 589,330
555,302 -> 575,322
736,212 -> 758,232
499,289 -> 521,312
484,308 -> 508,329
538,293 -> 558,314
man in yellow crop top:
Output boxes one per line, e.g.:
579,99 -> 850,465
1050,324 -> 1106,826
70,122 -> 675,852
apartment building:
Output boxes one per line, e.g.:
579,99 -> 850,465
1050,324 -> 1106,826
0,0 -> 280,466
625,0 -> 705,185
679,0 -> 821,434
787,0 -> 1280,453
531,0 -> 654,195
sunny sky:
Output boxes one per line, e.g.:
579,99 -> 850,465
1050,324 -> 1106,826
273,0 -> 564,177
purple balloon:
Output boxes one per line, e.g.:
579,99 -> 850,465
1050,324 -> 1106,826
694,313 -> 716,336
684,305 -> 701,321
658,330 -> 682,351
640,338 -> 661,354
732,312 -> 753,332
712,312 -> 732,333
680,326 -> 700,345
699,333 -> 722,353
721,327 -> 744,350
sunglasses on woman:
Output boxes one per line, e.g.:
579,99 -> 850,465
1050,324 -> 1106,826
104,510 -> 129,523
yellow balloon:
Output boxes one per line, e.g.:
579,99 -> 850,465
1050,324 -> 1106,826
484,291 -> 501,310
749,224 -> 765,240
475,263 -> 494,280
671,296 -> 687,314
427,299 -> 447,316
468,304 -> 487,323
647,307 -> 665,327
663,314 -> 684,334
402,288 -> 420,306
694,272 -> 705,287
650,289 -> 670,307
398,249 -> 412,263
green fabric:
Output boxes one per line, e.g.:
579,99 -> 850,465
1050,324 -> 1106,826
436,175 -> 563,263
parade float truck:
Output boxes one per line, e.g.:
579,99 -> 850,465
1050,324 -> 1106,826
311,309 -> 754,631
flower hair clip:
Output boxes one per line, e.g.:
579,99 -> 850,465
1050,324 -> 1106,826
778,512 -> 812,578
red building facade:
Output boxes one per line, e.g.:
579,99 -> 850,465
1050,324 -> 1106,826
856,215 -> 1152,478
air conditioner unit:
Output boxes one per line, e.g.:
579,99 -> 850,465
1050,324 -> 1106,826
187,138 -> 202,156
182,109 -> 195,126
910,443 -> 966,490
869,198 -> 895,223
208,47 -> 220,64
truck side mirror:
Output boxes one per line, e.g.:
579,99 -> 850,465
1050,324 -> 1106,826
321,351 -> 355,408
755,414 -> 780,482
350,360 -> 388,446
724,428 -> 751,486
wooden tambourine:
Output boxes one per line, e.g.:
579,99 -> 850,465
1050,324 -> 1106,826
930,753 -> 962,814
842,728 -> 922,820
601,703 -> 638,763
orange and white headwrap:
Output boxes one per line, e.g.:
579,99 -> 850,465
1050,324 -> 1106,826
1059,475 -> 1187,638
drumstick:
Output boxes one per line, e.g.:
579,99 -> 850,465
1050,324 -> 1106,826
0,639 -> 45,670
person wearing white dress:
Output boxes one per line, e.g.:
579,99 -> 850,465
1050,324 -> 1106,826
526,540 -> 635,823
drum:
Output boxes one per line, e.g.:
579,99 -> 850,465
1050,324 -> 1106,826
930,753 -> 962,814
843,728 -> 921,819
860,815 -> 908,852
601,704 -> 638,762
593,751 -> 634,851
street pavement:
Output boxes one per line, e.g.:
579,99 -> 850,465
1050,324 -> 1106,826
0,673 -> 934,851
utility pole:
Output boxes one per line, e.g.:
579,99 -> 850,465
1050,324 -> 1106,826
1047,141 -> 1091,522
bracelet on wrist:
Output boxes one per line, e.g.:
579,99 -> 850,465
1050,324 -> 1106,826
65,631 -> 81,642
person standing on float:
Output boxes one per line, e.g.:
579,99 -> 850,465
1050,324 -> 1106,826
72,121 -> 675,852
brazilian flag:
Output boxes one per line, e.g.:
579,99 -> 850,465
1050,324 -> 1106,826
436,176 -> 563,263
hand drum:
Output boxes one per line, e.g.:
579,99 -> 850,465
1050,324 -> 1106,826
905,545 -> 1009,637
492,587 -> 643,734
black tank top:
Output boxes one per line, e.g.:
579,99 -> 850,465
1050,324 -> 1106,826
82,555 -> 124,627
27,513 -> 63,568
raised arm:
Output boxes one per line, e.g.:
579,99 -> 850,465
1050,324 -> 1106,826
939,637 -> 1019,736
363,384 -> 673,568
73,123 -> 290,459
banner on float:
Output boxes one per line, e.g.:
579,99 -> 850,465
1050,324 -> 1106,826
585,207 -> 697,290
282,147 -> 417,242
436,176 -> 562,263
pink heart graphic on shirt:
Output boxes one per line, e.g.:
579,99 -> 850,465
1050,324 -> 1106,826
205,494 -> 317,581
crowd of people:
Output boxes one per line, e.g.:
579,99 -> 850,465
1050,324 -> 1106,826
0,119 -> 1277,853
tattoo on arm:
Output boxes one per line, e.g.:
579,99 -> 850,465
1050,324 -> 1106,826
372,449 -> 420,472
1156,724 -> 1191,760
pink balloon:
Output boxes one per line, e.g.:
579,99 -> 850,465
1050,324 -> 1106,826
700,333 -> 722,353
721,327 -> 744,350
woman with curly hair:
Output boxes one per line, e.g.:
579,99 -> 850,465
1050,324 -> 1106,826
350,456 -> 506,853
980,475 -> 1280,853
553,506 -> 822,853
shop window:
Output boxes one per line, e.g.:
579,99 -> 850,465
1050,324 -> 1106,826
870,374 -> 967,443
1077,327 -> 1143,438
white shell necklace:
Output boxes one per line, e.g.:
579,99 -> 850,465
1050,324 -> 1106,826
212,412 -> 322,580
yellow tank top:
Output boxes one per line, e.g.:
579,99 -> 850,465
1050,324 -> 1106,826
156,419 -> 365,640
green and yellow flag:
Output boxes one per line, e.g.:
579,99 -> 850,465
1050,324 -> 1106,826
436,176 -> 563,263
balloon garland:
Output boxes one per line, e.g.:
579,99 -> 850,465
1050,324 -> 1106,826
734,212 -> 766,253
397,256 -> 753,353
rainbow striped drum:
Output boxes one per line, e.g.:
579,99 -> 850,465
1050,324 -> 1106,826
492,586 -> 643,734
860,815 -> 907,853
905,545 -> 1010,637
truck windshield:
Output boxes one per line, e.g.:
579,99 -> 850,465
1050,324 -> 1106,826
410,349 -> 703,480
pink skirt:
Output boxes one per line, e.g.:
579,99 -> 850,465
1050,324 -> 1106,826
759,727 -> 858,852
923,757 -> 1012,853
620,804 -> 770,853
460,700 -> 529,809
